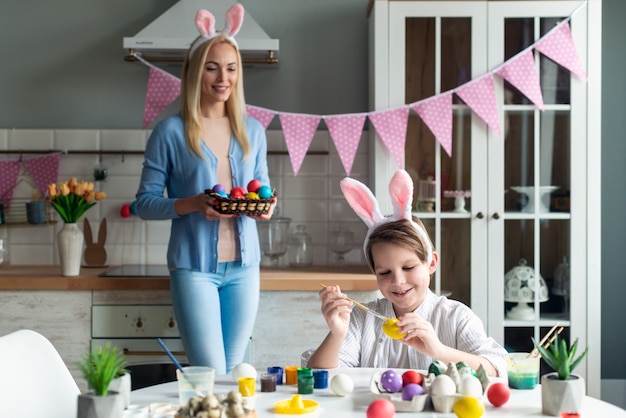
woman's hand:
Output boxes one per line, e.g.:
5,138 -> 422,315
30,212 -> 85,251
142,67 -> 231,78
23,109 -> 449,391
319,285 -> 352,337
396,312 -> 445,358
249,197 -> 278,220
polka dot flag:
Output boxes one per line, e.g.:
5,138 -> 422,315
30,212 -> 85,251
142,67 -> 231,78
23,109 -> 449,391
368,107 -> 410,169
279,113 -> 321,175
246,105 -> 276,129
497,50 -> 545,110
455,73 -> 502,135
0,160 -> 21,211
535,21 -> 587,80
411,92 -> 453,156
143,67 -> 181,129
23,154 -> 61,197
324,113 -> 367,176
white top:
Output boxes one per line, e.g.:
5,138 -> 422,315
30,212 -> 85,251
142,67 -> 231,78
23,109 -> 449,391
301,290 -> 507,377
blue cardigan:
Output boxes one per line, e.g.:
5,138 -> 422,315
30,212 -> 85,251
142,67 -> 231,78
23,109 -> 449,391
135,114 -> 270,273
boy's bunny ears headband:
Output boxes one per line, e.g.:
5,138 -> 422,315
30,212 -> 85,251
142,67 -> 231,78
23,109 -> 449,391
188,4 -> 244,59
340,169 -> 433,265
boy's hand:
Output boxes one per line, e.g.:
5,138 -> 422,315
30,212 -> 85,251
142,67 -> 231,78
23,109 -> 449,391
397,312 -> 445,358
319,285 -> 352,337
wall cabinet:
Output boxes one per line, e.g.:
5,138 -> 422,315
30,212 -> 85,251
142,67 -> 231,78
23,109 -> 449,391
369,0 -> 601,395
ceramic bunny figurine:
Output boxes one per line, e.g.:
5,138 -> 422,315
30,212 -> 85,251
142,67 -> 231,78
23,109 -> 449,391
83,218 -> 107,266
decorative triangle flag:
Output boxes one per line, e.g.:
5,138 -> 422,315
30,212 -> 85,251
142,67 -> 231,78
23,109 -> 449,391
279,113 -> 321,175
411,92 -> 454,156
535,21 -> 587,80
368,107 -> 410,169
496,50 -> 545,110
455,73 -> 502,135
246,105 -> 276,129
23,154 -> 61,197
0,160 -> 21,211
324,113 -> 367,176
143,67 -> 182,129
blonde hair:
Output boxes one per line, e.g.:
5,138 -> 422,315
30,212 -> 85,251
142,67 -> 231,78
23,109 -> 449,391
365,218 -> 434,271
180,34 -> 250,159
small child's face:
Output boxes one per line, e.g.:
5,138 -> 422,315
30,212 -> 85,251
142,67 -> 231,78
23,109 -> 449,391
371,241 -> 438,316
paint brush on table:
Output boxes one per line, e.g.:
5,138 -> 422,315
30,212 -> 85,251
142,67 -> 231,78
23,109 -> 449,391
320,283 -> 389,322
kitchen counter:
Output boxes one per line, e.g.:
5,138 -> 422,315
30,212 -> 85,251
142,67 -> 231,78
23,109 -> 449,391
0,265 -> 376,291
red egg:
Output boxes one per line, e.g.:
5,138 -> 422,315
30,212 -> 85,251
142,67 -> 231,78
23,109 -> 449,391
402,370 -> 423,387
120,204 -> 131,218
487,382 -> 510,407
247,179 -> 261,193
230,187 -> 247,198
366,399 -> 396,418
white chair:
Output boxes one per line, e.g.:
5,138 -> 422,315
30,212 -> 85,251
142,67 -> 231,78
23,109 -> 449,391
0,329 -> 80,418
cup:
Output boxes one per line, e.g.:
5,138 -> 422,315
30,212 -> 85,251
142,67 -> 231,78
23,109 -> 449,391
506,352 -> 540,389
176,366 -> 215,406
238,377 -> 256,397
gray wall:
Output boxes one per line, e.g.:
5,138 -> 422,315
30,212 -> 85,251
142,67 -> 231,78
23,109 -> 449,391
1,0 -> 623,380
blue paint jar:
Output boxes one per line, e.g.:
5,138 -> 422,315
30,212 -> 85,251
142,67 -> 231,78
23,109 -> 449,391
313,370 -> 328,389
267,366 -> 284,385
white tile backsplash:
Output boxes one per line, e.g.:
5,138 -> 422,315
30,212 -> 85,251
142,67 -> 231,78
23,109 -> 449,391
1,129 -> 368,268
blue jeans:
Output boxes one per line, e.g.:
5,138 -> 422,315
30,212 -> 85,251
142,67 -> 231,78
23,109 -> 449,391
169,262 -> 260,374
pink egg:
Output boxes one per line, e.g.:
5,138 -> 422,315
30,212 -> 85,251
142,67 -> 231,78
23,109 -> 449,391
401,383 -> 426,401
380,369 -> 403,393
366,399 -> 396,418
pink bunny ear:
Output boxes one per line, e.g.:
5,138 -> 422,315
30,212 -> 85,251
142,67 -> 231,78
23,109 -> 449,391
222,4 -> 244,37
195,10 -> 216,37
389,169 -> 414,221
340,177 -> 383,229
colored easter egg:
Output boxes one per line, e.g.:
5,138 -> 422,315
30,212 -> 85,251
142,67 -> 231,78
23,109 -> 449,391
486,382 -> 510,407
246,192 -> 259,200
382,318 -> 406,340
120,204 -> 131,218
380,369 -> 403,393
247,179 -> 261,193
217,190 -> 229,198
453,396 -> 485,418
330,373 -> 353,397
401,383 -> 426,401
257,185 -> 273,199
230,187 -> 246,199
213,184 -> 225,193
402,370 -> 423,387
366,398 -> 396,418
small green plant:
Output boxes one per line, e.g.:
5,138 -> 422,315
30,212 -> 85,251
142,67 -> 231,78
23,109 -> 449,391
532,334 -> 588,380
78,343 -> 128,396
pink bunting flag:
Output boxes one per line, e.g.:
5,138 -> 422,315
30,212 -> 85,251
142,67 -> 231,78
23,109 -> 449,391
143,67 -> 181,129
279,113 -> 321,176
23,154 -> 61,197
411,93 -> 454,156
368,107 -> 410,169
496,50 -> 545,110
535,21 -> 587,80
246,105 -> 276,129
455,73 -> 502,135
324,113 -> 367,176
0,160 -> 21,211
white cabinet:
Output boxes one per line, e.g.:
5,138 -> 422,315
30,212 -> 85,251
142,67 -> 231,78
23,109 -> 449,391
369,0 -> 601,396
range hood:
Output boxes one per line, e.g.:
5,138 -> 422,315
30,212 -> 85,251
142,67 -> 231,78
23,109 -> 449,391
124,0 -> 279,65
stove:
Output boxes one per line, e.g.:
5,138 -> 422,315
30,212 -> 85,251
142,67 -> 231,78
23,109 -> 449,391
99,264 -> 169,277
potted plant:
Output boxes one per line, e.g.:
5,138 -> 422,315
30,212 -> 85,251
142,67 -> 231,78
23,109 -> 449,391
532,334 -> 589,416
77,342 -> 128,418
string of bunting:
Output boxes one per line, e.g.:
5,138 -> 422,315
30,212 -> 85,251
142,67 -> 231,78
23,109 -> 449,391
137,1 -> 588,176
0,153 -> 61,211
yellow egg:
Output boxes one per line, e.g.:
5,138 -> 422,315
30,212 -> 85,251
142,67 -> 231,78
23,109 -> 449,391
246,192 -> 259,199
453,396 -> 485,418
382,318 -> 407,339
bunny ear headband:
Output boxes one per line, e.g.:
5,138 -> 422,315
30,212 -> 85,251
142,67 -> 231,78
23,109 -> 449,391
340,169 -> 433,265
189,4 -> 245,58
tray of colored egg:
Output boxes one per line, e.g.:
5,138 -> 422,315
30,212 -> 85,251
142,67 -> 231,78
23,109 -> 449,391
204,179 -> 276,215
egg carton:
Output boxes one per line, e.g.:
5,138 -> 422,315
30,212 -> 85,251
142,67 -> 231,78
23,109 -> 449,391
204,189 -> 275,216
369,371 -> 429,412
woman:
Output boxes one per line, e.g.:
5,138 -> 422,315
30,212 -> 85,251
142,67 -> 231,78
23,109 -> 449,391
136,5 -> 275,374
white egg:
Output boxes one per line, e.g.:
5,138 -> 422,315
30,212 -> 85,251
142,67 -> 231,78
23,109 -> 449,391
430,374 -> 457,396
330,373 -> 354,397
458,375 -> 484,397
232,363 -> 257,381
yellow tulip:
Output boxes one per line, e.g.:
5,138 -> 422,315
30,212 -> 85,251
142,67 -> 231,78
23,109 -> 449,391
59,182 -> 70,196
85,182 -> 95,192
75,182 -> 87,197
95,191 -> 107,201
48,183 -> 58,199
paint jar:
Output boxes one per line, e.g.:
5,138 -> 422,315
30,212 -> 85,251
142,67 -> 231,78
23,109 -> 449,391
285,366 -> 299,385
297,368 -> 314,394
313,370 -> 328,389
260,373 -> 277,392
506,352 -> 540,389
267,366 -> 284,385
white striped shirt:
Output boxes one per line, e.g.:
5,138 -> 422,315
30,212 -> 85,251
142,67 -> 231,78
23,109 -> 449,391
302,290 -> 507,377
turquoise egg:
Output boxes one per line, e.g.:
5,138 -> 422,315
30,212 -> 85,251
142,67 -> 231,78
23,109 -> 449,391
257,185 -> 273,199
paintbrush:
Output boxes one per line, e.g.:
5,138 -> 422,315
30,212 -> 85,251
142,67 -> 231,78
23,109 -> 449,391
320,283 -> 389,322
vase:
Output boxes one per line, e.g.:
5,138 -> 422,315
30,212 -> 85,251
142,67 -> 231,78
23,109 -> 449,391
57,222 -> 84,276
109,373 -> 131,409
541,372 -> 585,416
77,391 -> 124,418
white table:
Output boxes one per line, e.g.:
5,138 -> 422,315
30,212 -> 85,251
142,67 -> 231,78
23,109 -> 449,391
131,368 -> 626,417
